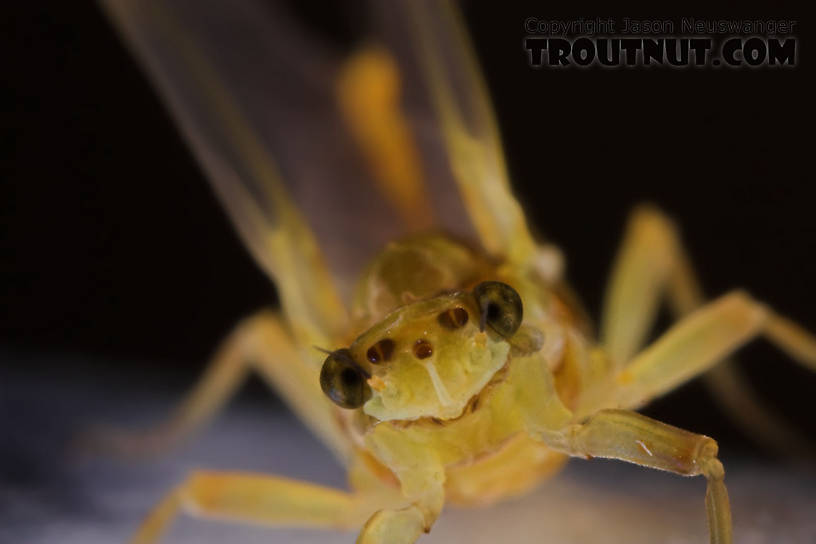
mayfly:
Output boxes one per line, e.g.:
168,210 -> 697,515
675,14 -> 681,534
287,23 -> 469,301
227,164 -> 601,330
95,1 -> 816,543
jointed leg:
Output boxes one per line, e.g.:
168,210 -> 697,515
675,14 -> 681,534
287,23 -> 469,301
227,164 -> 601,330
613,291 -> 762,408
614,291 -> 816,411
355,422 -> 448,544
600,205 -> 685,367
601,205 -> 816,368
542,409 -> 732,544
86,310 -> 350,460
130,470 -> 377,544
599,205 -> 816,452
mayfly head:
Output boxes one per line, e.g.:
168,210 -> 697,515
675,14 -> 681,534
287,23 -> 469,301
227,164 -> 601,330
320,282 -> 536,421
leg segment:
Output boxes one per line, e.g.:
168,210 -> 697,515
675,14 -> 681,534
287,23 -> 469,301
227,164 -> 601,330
599,205 -> 816,453
405,1 -> 543,270
542,409 -> 732,544
601,205 -> 816,370
357,504 -> 434,544
614,290 -> 816,411
356,422 -> 447,544
600,205 -> 683,367
614,291 -> 762,408
86,310 -> 350,461
131,471 -> 373,544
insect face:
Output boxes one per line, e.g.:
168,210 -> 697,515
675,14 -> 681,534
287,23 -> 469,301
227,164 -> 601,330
322,283 -> 530,422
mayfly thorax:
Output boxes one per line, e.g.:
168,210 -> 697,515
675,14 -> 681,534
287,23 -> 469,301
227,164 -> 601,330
92,2 -> 816,543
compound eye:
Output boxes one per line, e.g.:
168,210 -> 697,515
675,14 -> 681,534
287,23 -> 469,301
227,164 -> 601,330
473,281 -> 523,338
319,349 -> 371,409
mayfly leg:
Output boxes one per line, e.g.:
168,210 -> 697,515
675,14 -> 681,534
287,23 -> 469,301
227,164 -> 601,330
83,310 -> 350,461
129,470 -> 376,544
542,409 -> 732,544
613,290 -> 816,409
598,205 -> 816,455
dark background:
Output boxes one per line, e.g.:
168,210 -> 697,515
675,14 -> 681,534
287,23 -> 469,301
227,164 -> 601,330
3,1 -> 814,454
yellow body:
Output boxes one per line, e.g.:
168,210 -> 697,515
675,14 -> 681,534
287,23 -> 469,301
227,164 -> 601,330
342,234 -> 580,507
94,2 -> 816,543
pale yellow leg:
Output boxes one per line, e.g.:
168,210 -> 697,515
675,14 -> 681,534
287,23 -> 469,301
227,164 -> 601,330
600,205 -> 684,366
600,205 -> 816,452
85,310 -> 350,461
356,421 -> 448,544
601,205 -> 816,370
614,291 -> 762,407
130,471 -> 375,544
356,484 -> 445,544
614,291 -> 816,410
356,506 -> 429,544
403,1 -> 544,270
542,409 -> 731,544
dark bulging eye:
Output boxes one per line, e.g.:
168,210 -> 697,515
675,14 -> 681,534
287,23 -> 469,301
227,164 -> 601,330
438,307 -> 469,329
320,349 -> 371,409
473,281 -> 523,338
366,338 -> 395,364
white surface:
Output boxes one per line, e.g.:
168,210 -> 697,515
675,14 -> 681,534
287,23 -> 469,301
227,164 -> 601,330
2,357 -> 815,544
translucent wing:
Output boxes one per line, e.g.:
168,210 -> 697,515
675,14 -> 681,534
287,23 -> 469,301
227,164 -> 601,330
102,0 -> 359,350
100,0 -> 543,347
372,0 -> 540,268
